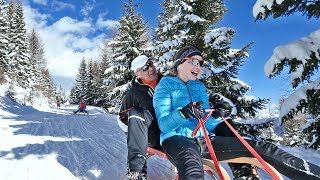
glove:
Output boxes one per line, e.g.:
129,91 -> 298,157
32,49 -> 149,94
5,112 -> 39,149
180,101 -> 204,119
212,101 -> 231,118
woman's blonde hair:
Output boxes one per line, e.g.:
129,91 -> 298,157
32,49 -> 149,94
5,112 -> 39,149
169,66 -> 178,76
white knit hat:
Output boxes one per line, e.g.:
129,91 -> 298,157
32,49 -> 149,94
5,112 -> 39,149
130,55 -> 149,72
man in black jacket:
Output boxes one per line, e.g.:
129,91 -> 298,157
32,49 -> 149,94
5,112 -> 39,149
119,55 -> 162,180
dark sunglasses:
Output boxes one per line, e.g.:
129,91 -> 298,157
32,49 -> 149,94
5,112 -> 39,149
182,57 -> 204,67
141,61 -> 154,71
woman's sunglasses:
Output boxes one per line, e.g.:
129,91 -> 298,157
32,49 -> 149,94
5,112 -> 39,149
182,57 -> 204,67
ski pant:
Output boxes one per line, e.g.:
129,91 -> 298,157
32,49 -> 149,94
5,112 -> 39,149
127,107 -> 160,173
162,120 -> 320,180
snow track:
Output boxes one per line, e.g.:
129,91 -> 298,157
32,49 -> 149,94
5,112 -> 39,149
0,102 -> 175,179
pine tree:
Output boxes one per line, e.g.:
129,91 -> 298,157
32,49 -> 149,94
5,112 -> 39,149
0,0 -> 9,83
85,60 -> 97,105
155,0 -> 268,118
28,29 -> 45,90
42,69 -> 55,99
153,0 -> 183,73
95,40 -> 112,108
95,62 -> 108,107
69,86 -> 77,104
254,0 -> 320,120
7,2 -> 31,88
105,0 -> 149,111
70,58 -> 87,103
254,0 -> 320,20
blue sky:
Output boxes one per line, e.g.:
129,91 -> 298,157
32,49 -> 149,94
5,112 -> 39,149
218,0 -> 319,103
22,0 -> 319,104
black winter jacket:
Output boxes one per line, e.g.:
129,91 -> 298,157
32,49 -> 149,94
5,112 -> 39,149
119,76 -> 162,147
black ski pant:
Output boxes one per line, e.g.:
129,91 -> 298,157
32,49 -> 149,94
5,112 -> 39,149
162,121 -> 320,180
127,107 -> 159,173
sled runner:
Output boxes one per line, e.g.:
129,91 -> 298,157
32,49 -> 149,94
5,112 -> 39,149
147,143 -> 282,179
73,110 -> 88,115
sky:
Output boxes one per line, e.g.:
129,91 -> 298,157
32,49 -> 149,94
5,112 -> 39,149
20,0 -> 319,104
0,86 -> 319,180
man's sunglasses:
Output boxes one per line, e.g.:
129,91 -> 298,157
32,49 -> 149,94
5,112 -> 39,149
141,61 -> 154,71
182,57 -> 204,67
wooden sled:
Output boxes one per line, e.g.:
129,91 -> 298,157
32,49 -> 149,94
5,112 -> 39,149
147,147 -> 283,180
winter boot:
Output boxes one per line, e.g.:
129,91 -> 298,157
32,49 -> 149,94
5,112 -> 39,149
127,171 -> 147,180
138,168 -> 147,180
231,163 -> 260,180
127,171 -> 140,180
127,162 -> 147,180
138,172 -> 147,180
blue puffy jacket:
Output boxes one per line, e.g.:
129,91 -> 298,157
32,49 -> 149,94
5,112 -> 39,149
153,76 -> 222,144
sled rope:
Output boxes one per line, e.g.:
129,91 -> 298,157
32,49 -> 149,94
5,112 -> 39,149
191,106 -> 282,180
191,105 -> 225,180
221,116 -> 281,180
198,115 -> 225,180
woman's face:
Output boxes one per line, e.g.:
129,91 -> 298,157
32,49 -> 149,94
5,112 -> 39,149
177,55 -> 203,82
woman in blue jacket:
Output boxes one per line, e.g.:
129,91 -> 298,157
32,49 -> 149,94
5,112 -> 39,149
153,46 -> 320,180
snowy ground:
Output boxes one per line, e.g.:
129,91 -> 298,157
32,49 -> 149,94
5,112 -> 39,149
0,96 -> 175,180
0,96 -> 319,180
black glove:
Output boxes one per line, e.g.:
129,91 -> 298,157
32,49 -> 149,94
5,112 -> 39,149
212,101 -> 231,118
180,101 -> 204,119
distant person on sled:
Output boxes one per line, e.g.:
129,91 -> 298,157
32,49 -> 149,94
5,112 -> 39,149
118,55 -> 162,180
73,98 -> 88,114
153,46 -> 320,180
56,95 -> 62,109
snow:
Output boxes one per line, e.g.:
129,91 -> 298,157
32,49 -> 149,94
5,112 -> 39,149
253,0 -> 285,19
0,95 -> 176,180
264,29 -> 320,79
279,77 -> 320,119
184,14 -> 205,23
1,94 -> 319,180
1,153 -> 78,180
204,28 -> 233,48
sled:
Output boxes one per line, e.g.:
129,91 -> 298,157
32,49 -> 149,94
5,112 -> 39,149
147,147 -> 283,180
145,105 -> 283,180
73,110 -> 88,115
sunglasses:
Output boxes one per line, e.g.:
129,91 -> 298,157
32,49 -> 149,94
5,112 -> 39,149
141,61 -> 154,71
182,57 -> 204,67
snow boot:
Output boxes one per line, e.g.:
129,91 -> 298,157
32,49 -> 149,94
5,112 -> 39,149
127,165 -> 147,180
231,164 -> 260,180
127,171 -> 140,180
127,172 -> 147,180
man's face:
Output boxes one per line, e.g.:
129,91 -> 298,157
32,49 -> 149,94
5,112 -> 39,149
135,60 -> 158,81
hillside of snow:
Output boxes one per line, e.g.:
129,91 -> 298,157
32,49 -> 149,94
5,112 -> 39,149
1,95 -> 319,179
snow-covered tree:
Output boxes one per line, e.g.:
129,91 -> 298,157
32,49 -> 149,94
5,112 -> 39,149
28,29 -> 46,89
254,0 -> 320,121
85,60 -> 97,105
154,0 -> 268,118
70,58 -> 87,103
306,120 -> 320,150
0,0 -> 9,82
152,0 -> 182,72
41,69 -> 55,99
69,86 -> 77,104
6,2 -> 31,88
104,0 -> 149,111
254,0 -> 320,20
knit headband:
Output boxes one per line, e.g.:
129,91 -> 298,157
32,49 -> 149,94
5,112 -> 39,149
173,46 -> 202,68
